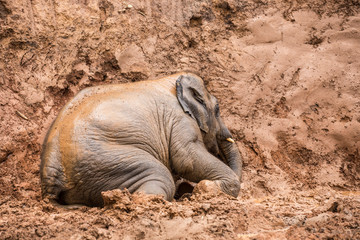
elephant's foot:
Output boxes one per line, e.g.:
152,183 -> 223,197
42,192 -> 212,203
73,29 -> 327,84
193,180 -> 239,199
134,180 -> 173,201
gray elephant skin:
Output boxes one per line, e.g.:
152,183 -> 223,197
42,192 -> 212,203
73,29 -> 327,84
40,72 -> 243,207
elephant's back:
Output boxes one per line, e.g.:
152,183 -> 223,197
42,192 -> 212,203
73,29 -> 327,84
43,74 -> 179,141
47,71 -> 196,130
40,72 -> 196,200
39,86 -> 151,199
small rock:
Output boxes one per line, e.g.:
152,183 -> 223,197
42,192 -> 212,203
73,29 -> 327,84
306,213 -> 331,225
201,203 -> 211,212
183,209 -> 194,217
283,214 -> 306,226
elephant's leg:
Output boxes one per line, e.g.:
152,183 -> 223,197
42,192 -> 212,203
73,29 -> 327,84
127,157 -> 176,200
60,149 -> 176,206
171,138 -> 240,198
135,180 -> 171,197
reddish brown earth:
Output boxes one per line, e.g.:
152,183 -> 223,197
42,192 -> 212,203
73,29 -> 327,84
0,0 -> 359,239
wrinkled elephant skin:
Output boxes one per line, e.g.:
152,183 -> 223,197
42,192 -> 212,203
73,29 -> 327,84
40,72 -> 243,206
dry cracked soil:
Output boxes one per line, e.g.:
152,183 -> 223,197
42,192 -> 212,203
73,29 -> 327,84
0,0 -> 360,239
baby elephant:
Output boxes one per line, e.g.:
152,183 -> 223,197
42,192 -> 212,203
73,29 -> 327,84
40,72 -> 242,206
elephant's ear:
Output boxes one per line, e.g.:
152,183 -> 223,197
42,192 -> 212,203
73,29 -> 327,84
176,75 -> 209,133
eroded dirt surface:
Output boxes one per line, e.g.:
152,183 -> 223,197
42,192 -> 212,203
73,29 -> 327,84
1,188 -> 359,239
0,0 -> 359,239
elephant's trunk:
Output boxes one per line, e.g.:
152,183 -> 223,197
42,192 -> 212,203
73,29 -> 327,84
217,126 -> 242,181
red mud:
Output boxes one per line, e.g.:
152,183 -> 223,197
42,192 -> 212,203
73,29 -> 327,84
0,0 -> 359,239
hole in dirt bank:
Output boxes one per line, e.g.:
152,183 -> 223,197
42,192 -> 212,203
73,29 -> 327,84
187,39 -> 198,48
9,40 -> 38,50
98,0 -> 114,17
189,16 -> 203,27
121,72 -> 148,82
0,28 -> 14,40
272,97 -> 291,118
0,1 -> 11,19
66,69 -> 86,85
213,1 -> 238,29
174,181 -> 195,200
340,150 -> 360,183
77,49 -> 92,66
327,201 -> 339,213
100,51 -> 120,73
215,1 -> 232,12
45,85 -> 74,108
102,56 -> 120,72
0,149 -> 13,163
306,35 -> 324,48
89,71 -> 107,82
224,14 -> 236,29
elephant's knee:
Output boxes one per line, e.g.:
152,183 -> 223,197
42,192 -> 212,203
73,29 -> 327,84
217,176 -> 240,198
135,180 -> 175,201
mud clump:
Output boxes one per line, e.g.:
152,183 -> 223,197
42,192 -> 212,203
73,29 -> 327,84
102,189 -> 168,214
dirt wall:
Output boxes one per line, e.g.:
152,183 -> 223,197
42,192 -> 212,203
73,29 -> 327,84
0,0 -> 359,239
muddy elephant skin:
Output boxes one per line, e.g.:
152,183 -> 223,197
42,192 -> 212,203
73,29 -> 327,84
40,72 -> 243,206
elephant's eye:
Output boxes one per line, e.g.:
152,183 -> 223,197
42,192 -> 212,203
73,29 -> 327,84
192,89 -> 206,106
215,104 -> 220,117
195,95 -> 205,105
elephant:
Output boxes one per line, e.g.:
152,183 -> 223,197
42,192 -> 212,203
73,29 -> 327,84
40,72 -> 243,207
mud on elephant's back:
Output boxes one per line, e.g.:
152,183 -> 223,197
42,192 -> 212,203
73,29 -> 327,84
40,72 -> 242,207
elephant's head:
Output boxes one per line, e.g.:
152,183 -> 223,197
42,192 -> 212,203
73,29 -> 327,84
176,74 -> 242,180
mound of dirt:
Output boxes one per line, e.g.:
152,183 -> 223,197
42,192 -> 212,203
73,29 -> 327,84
1,188 -> 359,239
0,0 -> 359,239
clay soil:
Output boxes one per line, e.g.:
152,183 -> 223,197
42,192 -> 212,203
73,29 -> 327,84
1,0 -> 360,239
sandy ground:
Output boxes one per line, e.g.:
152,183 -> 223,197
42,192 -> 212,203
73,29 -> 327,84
0,0 -> 359,239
